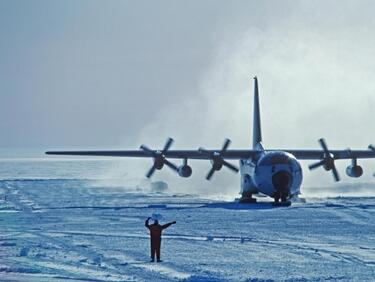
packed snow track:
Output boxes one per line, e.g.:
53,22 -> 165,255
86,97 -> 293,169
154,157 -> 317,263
1,176 -> 375,281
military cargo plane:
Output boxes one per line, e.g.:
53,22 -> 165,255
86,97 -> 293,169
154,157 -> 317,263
46,77 -> 375,205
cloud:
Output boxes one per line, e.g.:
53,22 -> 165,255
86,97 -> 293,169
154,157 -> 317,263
133,1 -> 375,192
1,1 -> 375,194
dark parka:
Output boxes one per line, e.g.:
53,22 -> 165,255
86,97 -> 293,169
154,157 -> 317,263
145,218 -> 176,260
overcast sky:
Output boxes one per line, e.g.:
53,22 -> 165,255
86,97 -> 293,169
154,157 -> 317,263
1,0 -> 375,189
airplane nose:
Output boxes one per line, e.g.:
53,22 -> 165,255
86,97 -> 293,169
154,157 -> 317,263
272,170 -> 292,193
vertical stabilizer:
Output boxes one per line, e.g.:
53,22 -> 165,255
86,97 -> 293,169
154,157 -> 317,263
253,76 -> 262,149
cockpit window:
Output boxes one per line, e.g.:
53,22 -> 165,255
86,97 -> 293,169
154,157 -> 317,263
258,153 -> 291,165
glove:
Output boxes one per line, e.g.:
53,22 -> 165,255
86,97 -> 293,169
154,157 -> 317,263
172,221 -> 176,224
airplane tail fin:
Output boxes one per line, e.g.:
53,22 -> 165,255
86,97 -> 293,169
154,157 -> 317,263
253,76 -> 263,150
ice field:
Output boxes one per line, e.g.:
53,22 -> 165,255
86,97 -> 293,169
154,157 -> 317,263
1,159 -> 375,281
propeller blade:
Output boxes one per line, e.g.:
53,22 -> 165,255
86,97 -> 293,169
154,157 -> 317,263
221,138 -> 231,153
162,137 -> 174,153
146,166 -> 156,178
164,159 -> 178,171
331,165 -> 340,182
202,139 -> 235,180
311,138 -> 340,182
318,138 -> 329,154
142,138 -> 176,178
199,147 -> 210,154
222,160 -> 239,173
140,145 -> 154,155
206,167 -> 216,180
308,160 -> 326,170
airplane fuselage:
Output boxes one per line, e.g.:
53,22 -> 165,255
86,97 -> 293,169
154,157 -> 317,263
240,151 -> 303,201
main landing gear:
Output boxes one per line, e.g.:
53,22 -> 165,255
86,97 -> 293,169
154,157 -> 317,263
238,191 -> 257,203
272,191 -> 291,206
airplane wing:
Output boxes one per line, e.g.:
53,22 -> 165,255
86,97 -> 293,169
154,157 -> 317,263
46,137 -> 375,160
284,149 -> 375,160
45,148 -> 375,160
45,149 -> 260,160
45,138 -> 375,181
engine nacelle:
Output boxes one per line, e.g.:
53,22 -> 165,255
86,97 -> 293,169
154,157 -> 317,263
154,158 -> 164,170
178,165 -> 192,178
346,165 -> 363,178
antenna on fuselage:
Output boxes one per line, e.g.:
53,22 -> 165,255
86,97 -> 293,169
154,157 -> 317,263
253,76 -> 263,150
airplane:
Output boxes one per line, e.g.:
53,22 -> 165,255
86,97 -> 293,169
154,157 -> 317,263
46,77 -> 375,205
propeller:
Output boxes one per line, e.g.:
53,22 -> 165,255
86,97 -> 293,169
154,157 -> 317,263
199,138 -> 239,180
368,145 -> 375,177
308,138 -> 340,182
140,137 -> 178,178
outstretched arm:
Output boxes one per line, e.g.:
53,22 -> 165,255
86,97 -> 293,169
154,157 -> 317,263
145,217 -> 151,229
162,221 -> 176,230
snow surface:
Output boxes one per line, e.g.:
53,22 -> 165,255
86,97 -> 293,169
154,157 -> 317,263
1,159 -> 375,281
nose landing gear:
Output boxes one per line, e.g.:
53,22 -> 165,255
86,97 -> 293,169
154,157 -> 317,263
272,171 -> 292,206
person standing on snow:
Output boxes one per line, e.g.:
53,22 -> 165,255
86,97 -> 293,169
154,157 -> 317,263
145,217 -> 176,262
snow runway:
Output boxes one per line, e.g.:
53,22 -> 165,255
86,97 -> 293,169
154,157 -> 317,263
1,178 -> 375,281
